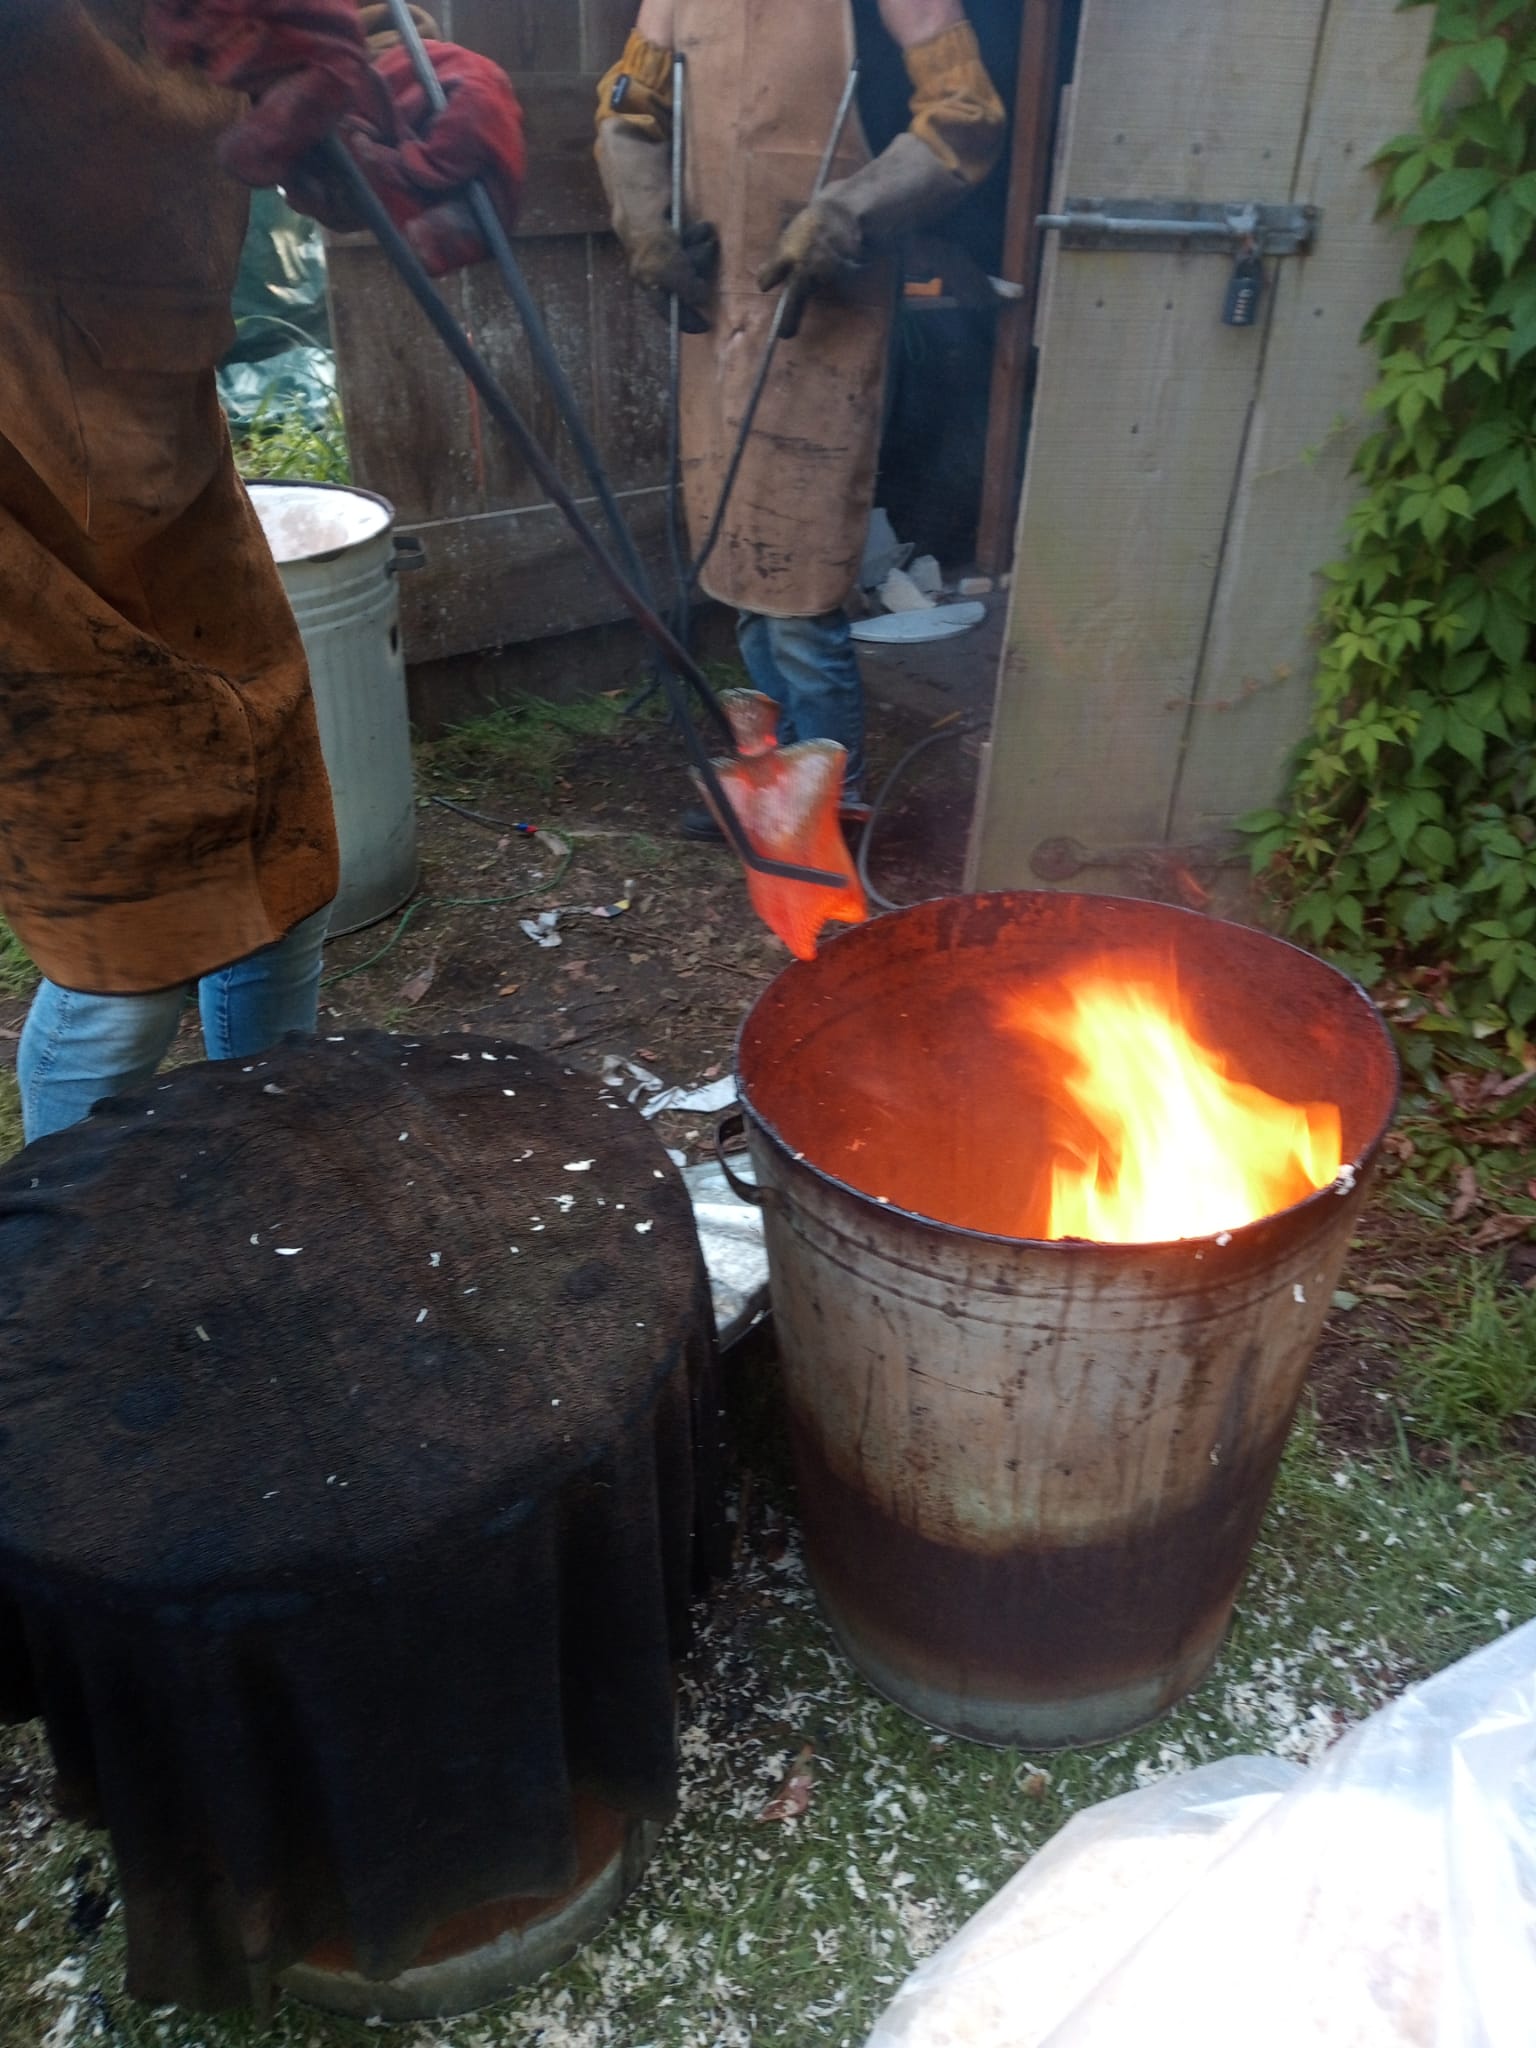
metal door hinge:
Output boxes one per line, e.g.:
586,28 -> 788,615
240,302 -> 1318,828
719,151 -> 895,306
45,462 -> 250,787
1037,199 -> 1318,256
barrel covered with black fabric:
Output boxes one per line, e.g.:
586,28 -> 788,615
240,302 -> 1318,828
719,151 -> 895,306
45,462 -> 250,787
0,1031 -> 720,2012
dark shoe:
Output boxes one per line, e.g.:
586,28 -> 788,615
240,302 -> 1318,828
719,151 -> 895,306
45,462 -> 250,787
680,804 -> 724,842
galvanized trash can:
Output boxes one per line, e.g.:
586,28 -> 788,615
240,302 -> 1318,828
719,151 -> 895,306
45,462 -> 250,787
247,480 -> 421,934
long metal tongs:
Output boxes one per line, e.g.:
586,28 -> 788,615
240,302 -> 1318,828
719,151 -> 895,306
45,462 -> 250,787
383,0 -> 653,603
355,7 -> 842,890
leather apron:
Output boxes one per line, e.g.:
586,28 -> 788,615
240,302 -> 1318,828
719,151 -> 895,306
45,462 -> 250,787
0,0 -> 338,996
674,0 -> 894,619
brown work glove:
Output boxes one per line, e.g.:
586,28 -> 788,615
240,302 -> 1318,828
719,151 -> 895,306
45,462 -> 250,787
594,31 -> 717,333
758,20 -> 1004,340
355,4 -> 439,51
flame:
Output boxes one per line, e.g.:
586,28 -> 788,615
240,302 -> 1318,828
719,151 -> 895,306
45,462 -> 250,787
1003,954 -> 1343,1243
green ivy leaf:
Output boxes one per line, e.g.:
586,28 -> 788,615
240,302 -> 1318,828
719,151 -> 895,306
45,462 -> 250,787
1416,822 -> 1457,867
1445,709 -> 1489,765
1466,36 -> 1511,95
1468,446 -> 1528,510
1401,167 -> 1502,223
1485,592 -> 1531,670
1418,46 -> 1477,124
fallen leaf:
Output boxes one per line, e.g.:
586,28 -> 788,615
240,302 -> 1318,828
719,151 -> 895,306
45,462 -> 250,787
498,983 -> 519,998
1170,865 -> 1212,911
1448,1164 -> 1480,1223
702,1063 -> 722,1080
1470,1213 -> 1534,1249
1330,1289 -> 1361,1313
1360,1282 -> 1412,1300
756,1745 -> 815,1824
1021,1771 -> 1050,1800
399,952 -> 438,1006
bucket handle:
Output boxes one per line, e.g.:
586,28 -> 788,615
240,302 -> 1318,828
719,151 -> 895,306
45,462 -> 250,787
714,1110 -> 768,1207
389,534 -> 427,574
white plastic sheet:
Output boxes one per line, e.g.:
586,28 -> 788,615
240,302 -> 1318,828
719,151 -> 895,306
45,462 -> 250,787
868,1621 -> 1536,2048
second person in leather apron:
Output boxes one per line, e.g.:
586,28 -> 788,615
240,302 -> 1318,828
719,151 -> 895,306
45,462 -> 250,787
596,0 -> 1005,829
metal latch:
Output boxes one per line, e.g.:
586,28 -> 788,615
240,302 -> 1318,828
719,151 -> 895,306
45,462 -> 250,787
1037,199 -> 1318,257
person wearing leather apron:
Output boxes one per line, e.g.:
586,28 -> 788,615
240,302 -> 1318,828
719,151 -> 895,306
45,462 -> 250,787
595,0 -> 1004,835
0,0 -> 522,1142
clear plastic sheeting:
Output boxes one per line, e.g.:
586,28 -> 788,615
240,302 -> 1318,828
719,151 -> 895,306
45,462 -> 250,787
868,1620 -> 1536,2048
681,1158 -> 768,1349
219,190 -> 335,432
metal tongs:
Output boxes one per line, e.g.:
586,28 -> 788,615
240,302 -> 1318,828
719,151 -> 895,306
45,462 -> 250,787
320,1 -> 844,893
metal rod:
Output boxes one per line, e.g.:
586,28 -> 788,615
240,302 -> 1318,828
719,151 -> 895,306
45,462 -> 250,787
1037,213 -> 1241,239
383,0 -> 654,598
686,59 -> 860,593
665,52 -> 689,637
318,138 -> 846,891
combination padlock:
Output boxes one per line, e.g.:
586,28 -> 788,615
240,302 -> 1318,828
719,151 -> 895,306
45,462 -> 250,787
1222,243 -> 1264,328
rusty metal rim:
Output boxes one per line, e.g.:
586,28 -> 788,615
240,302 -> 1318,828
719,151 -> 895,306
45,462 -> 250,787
733,889 -> 1401,1259
760,1199 -> 1350,1318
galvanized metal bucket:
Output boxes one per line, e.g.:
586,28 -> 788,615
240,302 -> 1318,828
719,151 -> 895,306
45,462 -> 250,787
726,892 -> 1398,1749
247,480 -> 421,934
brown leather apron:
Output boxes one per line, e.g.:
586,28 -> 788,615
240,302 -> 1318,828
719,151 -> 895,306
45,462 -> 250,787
674,0 -> 893,619
0,1 -> 338,996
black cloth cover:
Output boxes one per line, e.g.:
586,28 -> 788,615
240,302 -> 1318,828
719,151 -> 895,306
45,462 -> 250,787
0,1031 -> 720,2011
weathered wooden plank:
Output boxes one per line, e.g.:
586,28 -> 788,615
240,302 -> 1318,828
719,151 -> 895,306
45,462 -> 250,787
1166,0 -> 1432,844
462,236 -> 599,504
589,234 -> 671,493
513,72 -> 612,240
581,0 -> 638,74
441,0 -> 580,73
326,246 -> 484,526
398,487 -> 672,658
975,0 -> 1066,576
970,0 -> 1329,892
329,0 -> 673,672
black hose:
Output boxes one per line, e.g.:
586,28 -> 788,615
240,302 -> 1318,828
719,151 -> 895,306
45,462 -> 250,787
856,723 -> 982,913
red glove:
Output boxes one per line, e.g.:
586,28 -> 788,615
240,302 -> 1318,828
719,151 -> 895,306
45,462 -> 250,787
347,42 -> 526,275
145,0 -> 373,187
281,40 -> 525,275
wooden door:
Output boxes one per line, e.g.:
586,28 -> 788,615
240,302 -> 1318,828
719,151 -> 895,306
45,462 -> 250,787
326,0 -> 667,665
968,0 -> 1432,906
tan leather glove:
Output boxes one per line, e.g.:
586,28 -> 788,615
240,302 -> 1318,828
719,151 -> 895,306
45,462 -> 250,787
355,5 -> 440,53
759,20 -> 1005,339
594,30 -> 717,331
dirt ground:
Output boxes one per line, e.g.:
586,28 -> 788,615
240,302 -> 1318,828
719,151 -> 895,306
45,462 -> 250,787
1,590 -> 1526,1468
316,614 -> 998,1132
5,604 -> 1536,2048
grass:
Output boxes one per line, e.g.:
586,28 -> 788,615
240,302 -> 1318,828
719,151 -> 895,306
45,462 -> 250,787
232,390 -> 351,486
1399,1258 -> 1536,1451
0,915 -> 37,1000
3,1410 -> 1533,2048
0,1071 -> 19,1158
427,692 -> 636,797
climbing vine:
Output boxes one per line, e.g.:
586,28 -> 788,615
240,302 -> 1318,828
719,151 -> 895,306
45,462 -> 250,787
1247,0 -> 1536,1076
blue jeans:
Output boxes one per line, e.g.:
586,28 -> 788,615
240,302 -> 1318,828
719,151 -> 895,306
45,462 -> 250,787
737,608 -> 865,799
17,908 -> 331,1144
